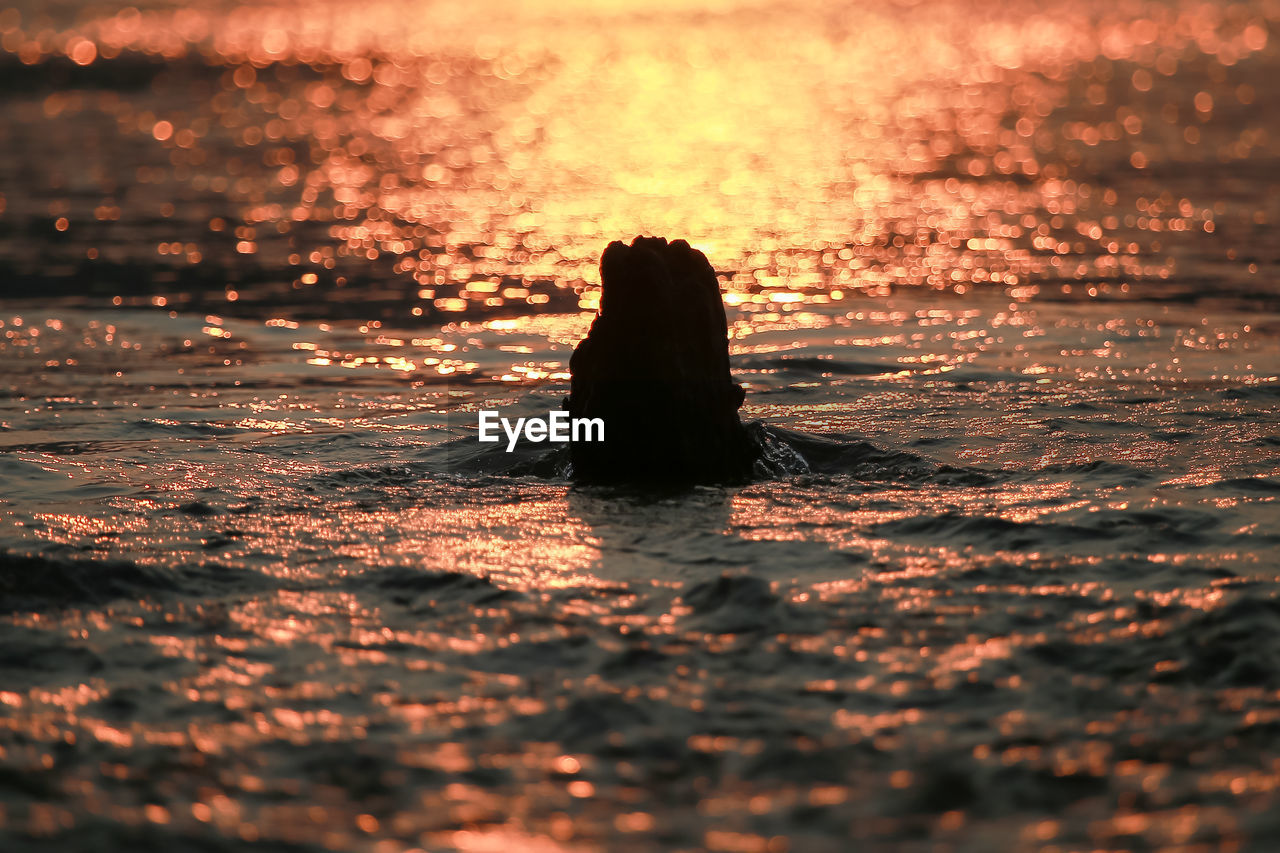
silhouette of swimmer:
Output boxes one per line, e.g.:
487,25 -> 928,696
566,236 -> 762,483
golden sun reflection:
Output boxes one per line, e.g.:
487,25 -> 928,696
3,0 -> 1272,321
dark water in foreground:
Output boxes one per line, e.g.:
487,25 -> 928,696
4,0 -> 1280,850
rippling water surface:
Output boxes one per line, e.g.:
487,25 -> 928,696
3,0 -> 1280,850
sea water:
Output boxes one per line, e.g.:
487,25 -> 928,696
2,0 -> 1279,850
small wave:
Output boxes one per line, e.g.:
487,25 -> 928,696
0,439 -> 153,456
131,418 -> 249,437
1021,460 -> 1155,484
758,425 -> 991,485
1220,383 -> 1280,401
1029,593 -> 1280,689
0,551 -> 266,612
739,355 -> 892,376
0,625 -> 105,676
0,552 -> 176,611
677,572 -> 819,634
875,505 -> 1223,552
757,426 -> 918,476
1083,507 -> 1219,545
362,566 -> 520,608
1186,476 -> 1280,493
303,462 -> 437,491
1162,595 -> 1280,688
875,512 -> 1079,550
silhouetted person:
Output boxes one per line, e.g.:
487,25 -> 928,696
567,236 -> 761,483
